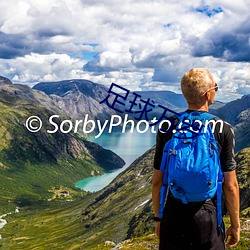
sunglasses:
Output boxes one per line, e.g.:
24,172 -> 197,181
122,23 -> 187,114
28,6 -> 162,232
203,83 -> 218,95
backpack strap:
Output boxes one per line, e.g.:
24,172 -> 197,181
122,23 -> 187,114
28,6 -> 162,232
217,169 -> 223,231
200,112 -> 217,121
158,143 -> 171,219
159,183 -> 168,219
201,112 -> 223,230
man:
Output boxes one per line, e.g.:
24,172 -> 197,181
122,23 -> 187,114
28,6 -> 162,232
152,68 -> 240,249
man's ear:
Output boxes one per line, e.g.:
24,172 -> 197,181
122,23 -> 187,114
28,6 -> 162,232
204,92 -> 209,100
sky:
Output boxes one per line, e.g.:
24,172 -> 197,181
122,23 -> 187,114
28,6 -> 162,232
0,0 -> 249,102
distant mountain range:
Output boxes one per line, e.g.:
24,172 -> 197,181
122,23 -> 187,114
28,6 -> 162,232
32,79 -> 225,123
33,79 -> 249,152
212,94 -> 250,126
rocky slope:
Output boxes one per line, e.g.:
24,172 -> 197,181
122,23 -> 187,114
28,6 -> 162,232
212,94 -> 250,126
235,148 -> 250,214
210,94 -> 250,152
234,108 -> 250,152
33,79 -> 118,123
0,76 -> 12,85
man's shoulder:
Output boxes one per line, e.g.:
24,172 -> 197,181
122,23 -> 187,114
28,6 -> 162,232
211,116 -> 234,134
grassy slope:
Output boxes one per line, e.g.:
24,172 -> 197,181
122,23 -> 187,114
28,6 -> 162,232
0,148 -> 155,249
1,147 -> 249,249
0,199 -> 88,250
0,90 -> 107,213
1,203 -> 249,250
89,219 -> 250,250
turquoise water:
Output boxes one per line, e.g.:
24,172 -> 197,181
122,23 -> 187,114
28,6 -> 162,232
75,129 -> 156,192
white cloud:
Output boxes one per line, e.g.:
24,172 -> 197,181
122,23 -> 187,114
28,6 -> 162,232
0,53 -> 87,86
0,0 -> 249,101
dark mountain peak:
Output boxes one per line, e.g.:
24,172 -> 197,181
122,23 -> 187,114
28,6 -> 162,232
212,94 -> 250,125
0,75 -> 12,85
33,79 -> 117,122
33,79 -> 108,100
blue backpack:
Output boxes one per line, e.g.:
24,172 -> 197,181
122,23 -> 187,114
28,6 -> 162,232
158,111 -> 223,228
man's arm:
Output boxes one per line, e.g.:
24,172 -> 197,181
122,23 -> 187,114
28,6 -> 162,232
152,169 -> 163,238
223,170 -> 240,248
152,122 -> 174,239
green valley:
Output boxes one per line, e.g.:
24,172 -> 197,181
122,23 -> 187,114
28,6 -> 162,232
0,147 -> 249,249
0,82 -> 124,214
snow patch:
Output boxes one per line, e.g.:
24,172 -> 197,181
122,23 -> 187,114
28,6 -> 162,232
0,207 -> 20,238
138,185 -> 145,190
134,199 -> 150,210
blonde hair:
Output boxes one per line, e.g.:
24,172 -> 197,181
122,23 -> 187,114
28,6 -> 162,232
181,68 -> 214,104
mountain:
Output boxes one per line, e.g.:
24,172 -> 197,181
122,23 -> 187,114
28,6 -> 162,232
212,94 -> 250,126
210,94 -> 250,152
0,79 -> 125,212
0,76 -> 12,85
33,80 -> 228,127
130,90 -> 187,109
233,108 -> 250,152
209,100 -> 225,110
33,79 -> 118,123
0,147 -> 155,249
0,77 -> 248,249
32,80 -> 189,130
79,147 -> 155,248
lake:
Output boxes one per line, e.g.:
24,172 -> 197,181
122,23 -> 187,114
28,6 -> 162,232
75,129 -> 156,192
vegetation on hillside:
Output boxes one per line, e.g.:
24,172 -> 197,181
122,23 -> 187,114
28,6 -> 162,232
0,84 -> 124,213
1,147 -> 249,249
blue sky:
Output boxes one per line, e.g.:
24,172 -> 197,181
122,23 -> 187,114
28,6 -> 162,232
0,0 -> 249,102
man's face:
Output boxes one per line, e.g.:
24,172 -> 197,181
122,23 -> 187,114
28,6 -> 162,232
207,82 -> 217,105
